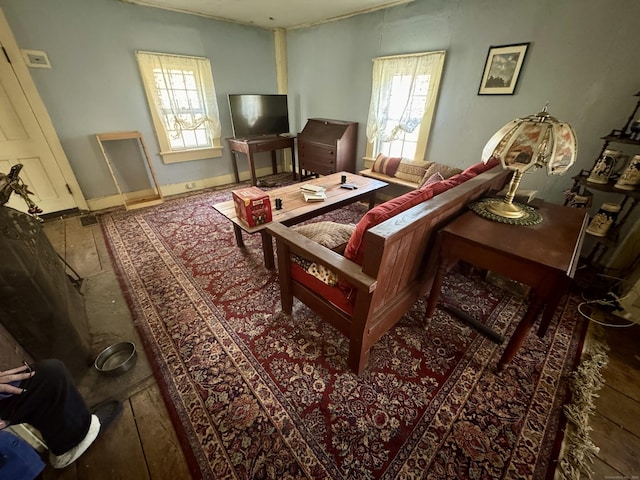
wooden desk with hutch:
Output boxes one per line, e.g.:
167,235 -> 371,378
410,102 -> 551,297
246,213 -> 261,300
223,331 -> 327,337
297,118 -> 358,177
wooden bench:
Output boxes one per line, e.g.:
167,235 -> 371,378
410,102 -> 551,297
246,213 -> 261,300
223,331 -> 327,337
266,163 -> 510,374
359,168 -> 420,189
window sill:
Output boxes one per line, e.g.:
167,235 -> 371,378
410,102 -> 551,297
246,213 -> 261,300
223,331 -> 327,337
160,146 -> 223,164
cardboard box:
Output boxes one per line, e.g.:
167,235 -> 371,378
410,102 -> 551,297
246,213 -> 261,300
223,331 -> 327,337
232,187 -> 272,227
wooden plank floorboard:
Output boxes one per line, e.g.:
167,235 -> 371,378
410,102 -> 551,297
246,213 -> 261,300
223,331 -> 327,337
77,399 -> 149,480
64,216 -> 103,279
130,384 -> 191,480
41,400 -> 149,479
595,384 -> 640,438
590,457 -> 624,478
600,324 -> 640,403
92,222 -> 112,271
590,412 -> 640,477
38,215 -> 189,479
42,220 -> 66,256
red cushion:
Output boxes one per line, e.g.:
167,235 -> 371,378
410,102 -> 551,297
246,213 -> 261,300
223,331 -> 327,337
457,158 -> 500,181
344,160 -> 501,265
291,263 -> 354,314
429,178 -> 458,196
344,187 -> 436,264
430,159 -> 501,194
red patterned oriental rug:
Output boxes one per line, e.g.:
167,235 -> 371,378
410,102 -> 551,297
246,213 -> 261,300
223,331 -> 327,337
100,182 -> 587,480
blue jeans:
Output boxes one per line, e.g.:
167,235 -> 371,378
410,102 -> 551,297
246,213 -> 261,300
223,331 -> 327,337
0,359 -> 91,455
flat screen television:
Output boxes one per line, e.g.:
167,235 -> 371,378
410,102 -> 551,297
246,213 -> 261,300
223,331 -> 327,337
228,94 -> 290,139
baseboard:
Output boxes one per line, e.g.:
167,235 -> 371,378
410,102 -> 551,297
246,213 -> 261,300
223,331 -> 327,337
86,165 -> 288,212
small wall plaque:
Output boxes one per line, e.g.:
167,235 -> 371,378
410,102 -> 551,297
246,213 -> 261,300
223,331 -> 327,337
21,49 -> 51,68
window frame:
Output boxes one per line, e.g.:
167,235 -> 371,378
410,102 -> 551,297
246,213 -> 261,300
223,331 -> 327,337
136,51 -> 223,164
364,51 -> 446,165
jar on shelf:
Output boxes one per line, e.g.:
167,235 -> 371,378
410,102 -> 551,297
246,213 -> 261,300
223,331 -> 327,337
629,119 -> 640,140
567,189 -> 593,208
614,154 -> 640,190
587,149 -> 622,184
586,202 -> 621,237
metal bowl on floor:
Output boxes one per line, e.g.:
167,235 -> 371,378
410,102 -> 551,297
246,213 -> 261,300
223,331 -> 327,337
94,341 -> 137,376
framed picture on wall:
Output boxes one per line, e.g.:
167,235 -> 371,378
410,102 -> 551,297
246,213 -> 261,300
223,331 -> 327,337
478,43 -> 529,95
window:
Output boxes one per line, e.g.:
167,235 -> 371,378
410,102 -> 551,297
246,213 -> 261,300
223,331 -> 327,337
365,51 -> 446,163
136,51 -> 222,163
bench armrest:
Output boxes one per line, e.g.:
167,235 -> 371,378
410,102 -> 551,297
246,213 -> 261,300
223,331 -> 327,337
266,222 -> 377,293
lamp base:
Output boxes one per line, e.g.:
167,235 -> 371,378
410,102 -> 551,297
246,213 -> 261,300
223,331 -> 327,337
469,198 -> 542,226
487,200 -> 527,219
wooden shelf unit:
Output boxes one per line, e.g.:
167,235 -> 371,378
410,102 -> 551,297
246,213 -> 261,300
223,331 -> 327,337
565,92 -> 640,274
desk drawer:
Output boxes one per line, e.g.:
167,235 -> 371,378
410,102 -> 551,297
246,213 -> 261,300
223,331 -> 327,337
301,158 -> 336,175
254,137 -> 293,152
298,141 -> 336,174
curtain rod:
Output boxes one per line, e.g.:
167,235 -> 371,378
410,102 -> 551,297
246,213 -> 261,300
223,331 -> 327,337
372,50 -> 446,61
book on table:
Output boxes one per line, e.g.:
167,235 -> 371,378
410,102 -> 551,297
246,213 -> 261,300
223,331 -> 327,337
303,191 -> 327,202
300,184 -> 325,193
301,183 -> 327,202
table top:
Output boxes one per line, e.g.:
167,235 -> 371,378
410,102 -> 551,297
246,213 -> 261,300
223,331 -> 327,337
213,172 -> 388,233
443,201 -> 588,277
227,134 -> 295,144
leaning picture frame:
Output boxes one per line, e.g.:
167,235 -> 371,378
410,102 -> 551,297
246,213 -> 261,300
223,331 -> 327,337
478,43 -> 529,95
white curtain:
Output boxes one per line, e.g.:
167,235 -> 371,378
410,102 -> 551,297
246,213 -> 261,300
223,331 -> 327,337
366,52 -> 444,143
136,51 -> 221,145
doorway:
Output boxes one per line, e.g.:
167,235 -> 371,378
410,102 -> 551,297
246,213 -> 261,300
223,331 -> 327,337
0,9 -> 86,214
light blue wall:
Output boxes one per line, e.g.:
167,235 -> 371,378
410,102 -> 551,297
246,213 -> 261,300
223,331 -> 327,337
2,0 -> 640,206
287,0 -> 640,203
0,0 -> 278,200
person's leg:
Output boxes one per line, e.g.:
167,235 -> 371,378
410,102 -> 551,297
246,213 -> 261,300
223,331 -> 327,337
0,359 -> 91,455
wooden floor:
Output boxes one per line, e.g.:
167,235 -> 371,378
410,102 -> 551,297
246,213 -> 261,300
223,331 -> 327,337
40,211 -> 640,479
41,214 -> 191,480
589,321 -> 640,478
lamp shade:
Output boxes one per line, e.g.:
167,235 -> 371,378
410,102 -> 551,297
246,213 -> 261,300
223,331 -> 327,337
472,106 -> 578,225
481,108 -> 578,176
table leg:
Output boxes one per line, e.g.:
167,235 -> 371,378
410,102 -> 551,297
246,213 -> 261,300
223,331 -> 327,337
497,292 -> 545,371
367,192 -> 377,210
426,263 -> 448,319
270,150 -> 278,176
248,152 -> 258,186
290,146 -> 297,181
231,152 -> 240,183
233,225 -> 245,248
537,276 -> 569,337
260,231 -> 275,269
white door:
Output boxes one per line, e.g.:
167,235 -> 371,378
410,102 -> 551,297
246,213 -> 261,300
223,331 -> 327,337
0,42 -> 77,214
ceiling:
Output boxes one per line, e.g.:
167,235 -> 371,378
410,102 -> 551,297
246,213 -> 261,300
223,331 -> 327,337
123,0 -> 414,29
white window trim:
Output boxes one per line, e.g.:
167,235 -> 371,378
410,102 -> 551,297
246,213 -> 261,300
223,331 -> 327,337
364,51 -> 446,165
136,51 -> 222,163
159,146 -> 223,164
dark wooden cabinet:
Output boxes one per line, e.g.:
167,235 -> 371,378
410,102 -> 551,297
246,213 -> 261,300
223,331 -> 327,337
297,118 -> 358,175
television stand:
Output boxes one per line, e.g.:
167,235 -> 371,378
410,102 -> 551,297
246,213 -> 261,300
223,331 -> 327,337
227,135 -> 297,186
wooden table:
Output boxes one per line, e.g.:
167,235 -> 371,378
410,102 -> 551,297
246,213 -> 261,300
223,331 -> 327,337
212,172 -> 387,269
425,201 -> 588,371
227,135 -> 297,186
